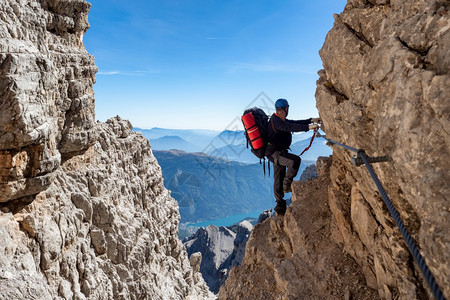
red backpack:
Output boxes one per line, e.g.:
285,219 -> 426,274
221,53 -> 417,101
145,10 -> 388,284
242,107 -> 269,159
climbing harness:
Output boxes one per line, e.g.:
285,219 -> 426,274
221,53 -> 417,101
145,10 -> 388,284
299,127 -> 318,156
317,131 -> 445,300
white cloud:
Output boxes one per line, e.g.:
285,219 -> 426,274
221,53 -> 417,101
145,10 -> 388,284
97,70 -> 160,76
97,71 -> 120,75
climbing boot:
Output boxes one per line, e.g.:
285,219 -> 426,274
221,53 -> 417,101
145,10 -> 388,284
274,200 -> 287,216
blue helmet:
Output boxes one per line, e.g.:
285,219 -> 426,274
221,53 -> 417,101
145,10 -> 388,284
275,98 -> 289,108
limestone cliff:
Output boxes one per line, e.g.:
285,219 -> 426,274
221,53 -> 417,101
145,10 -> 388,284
316,0 -> 449,298
221,1 -> 449,299
185,225 -> 237,293
184,221 -> 253,293
0,1 -> 213,299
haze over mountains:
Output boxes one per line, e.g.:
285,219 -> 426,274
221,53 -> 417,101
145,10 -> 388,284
135,127 -> 218,151
153,150 -> 277,223
134,127 -> 331,164
133,127 -> 332,225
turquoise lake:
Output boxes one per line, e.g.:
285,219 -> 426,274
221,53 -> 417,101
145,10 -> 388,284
187,211 -> 264,228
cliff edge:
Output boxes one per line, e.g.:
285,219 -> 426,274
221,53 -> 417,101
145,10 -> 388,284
0,1 -> 213,299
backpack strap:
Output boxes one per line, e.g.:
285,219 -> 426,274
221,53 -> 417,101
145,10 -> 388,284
271,115 -> 278,133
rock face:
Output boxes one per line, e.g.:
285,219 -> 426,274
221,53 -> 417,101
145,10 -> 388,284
0,0 -> 97,202
184,225 -> 236,293
299,163 -> 318,181
230,221 -> 253,270
316,0 -> 449,298
0,1 -> 213,299
184,221 -> 253,294
221,1 -> 449,299
220,157 -> 379,299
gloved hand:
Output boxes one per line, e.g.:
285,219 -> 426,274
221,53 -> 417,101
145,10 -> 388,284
311,117 -> 321,123
309,124 -> 319,130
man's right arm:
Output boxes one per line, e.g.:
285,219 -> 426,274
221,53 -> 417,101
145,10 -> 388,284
289,118 -> 312,125
272,117 -> 309,133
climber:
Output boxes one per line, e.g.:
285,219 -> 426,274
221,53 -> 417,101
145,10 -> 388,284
265,99 -> 320,216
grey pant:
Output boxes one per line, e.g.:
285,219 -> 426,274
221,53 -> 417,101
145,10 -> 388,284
269,150 -> 301,202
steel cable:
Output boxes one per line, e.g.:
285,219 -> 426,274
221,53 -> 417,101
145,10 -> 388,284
320,133 -> 445,300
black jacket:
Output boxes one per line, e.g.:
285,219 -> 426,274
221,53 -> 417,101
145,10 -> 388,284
265,113 -> 311,156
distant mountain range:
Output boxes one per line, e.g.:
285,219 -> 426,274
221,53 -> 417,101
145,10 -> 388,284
153,150 -> 317,223
134,127 -> 219,151
153,150 -> 283,223
138,127 -> 331,224
148,135 -> 198,153
134,127 -> 331,164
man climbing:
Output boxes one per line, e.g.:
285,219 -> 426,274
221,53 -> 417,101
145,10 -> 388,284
265,99 -> 320,216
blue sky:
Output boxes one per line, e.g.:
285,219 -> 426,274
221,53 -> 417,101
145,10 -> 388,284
84,0 -> 346,130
